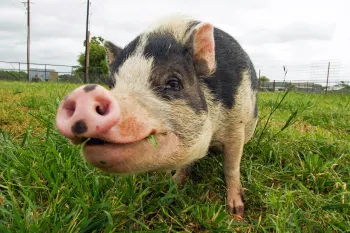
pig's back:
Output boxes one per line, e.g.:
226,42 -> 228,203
202,27 -> 258,110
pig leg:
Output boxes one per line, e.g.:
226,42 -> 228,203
173,165 -> 192,184
223,127 -> 245,216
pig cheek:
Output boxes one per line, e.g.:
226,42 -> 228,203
118,117 -> 139,137
117,116 -> 152,140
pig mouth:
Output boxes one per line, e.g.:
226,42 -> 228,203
72,130 -> 161,146
83,136 -> 152,169
86,137 -> 113,146
80,133 -> 158,147
79,131 -> 181,174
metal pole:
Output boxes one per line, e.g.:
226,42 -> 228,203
27,0 -> 30,81
86,31 -> 90,83
258,69 -> 261,91
84,0 -> 90,84
44,64 -> 47,81
325,62 -> 330,94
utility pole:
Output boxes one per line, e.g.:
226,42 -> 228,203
27,0 -> 30,81
325,62 -> 330,94
22,0 -> 31,81
258,69 -> 261,91
84,0 -> 90,84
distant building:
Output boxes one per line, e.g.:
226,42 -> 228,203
259,81 -> 323,92
29,68 -> 58,82
259,81 -> 292,92
292,82 -> 324,92
328,84 -> 346,91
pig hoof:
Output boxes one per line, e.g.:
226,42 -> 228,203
172,166 -> 192,184
226,203 -> 245,217
226,188 -> 245,217
172,171 -> 188,184
234,205 -> 244,217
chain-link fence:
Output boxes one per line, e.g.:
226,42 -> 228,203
256,60 -> 350,93
0,61 -> 110,86
1,60 -> 350,94
258,79 -> 350,94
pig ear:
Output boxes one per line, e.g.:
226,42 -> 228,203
104,40 -> 122,72
191,23 -> 216,76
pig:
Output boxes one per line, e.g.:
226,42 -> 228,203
56,15 -> 258,217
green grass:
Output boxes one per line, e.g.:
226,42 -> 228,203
0,81 -> 349,232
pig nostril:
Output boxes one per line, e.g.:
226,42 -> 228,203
63,101 -> 76,118
96,106 -> 103,115
96,105 -> 109,116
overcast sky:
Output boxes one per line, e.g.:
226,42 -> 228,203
0,0 -> 349,82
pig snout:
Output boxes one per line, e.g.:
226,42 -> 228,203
55,84 -> 183,174
56,84 -> 120,141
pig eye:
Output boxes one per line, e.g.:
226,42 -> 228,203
165,77 -> 182,91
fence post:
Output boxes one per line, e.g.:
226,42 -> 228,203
27,62 -> 30,81
258,69 -> 261,91
325,62 -> 330,94
273,80 -> 276,92
18,63 -> 21,73
45,64 -> 47,81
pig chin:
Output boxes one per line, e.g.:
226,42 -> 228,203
82,132 -> 183,174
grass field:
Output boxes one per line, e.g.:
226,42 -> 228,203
0,81 -> 349,232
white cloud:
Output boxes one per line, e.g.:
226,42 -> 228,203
0,0 -> 349,81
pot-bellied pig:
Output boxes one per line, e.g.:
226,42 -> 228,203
56,15 -> 258,217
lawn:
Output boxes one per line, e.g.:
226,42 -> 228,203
0,81 -> 349,232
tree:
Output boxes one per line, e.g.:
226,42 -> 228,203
339,81 -> 350,91
58,74 -> 83,83
58,74 -> 71,82
76,36 -> 108,75
0,70 -> 27,81
260,76 -> 270,82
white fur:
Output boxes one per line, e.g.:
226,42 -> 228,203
233,70 -> 258,143
145,14 -> 196,45
112,53 -> 153,94
232,71 -> 254,117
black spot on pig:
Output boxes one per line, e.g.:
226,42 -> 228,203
144,33 -> 185,58
251,72 -> 258,91
144,33 -> 207,113
71,120 -> 88,134
202,27 -> 257,109
83,84 -> 97,92
194,59 -> 211,77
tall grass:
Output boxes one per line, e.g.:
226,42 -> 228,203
0,81 -> 349,232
